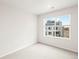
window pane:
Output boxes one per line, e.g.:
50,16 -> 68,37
48,32 -> 52,35
56,31 -> 61,37
48,27 -> 52,30
56,27 -> 58,30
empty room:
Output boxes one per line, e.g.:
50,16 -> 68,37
0,0 -> 78,59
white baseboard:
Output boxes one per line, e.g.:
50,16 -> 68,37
0,42 -> 36,58
38,42 -> 78,54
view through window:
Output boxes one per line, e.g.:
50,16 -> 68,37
43,15 -> 71,38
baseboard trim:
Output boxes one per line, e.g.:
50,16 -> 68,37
0,42 -> 37,58
38,42 -> 78,54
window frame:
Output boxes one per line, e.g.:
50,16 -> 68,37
43,15 -> 71,40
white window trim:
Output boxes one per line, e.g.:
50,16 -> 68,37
43,15 -> 71,40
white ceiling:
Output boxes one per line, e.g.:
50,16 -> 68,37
0,0 -> 78,15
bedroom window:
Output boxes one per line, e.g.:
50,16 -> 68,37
43,15 -> 71,39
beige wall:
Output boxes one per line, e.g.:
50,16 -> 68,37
38,5 -> 78,52
0,5 -> 37,57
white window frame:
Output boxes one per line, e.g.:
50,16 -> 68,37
43,15 -> 71,40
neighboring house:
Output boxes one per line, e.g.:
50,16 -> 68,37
63,26 -> 69,38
